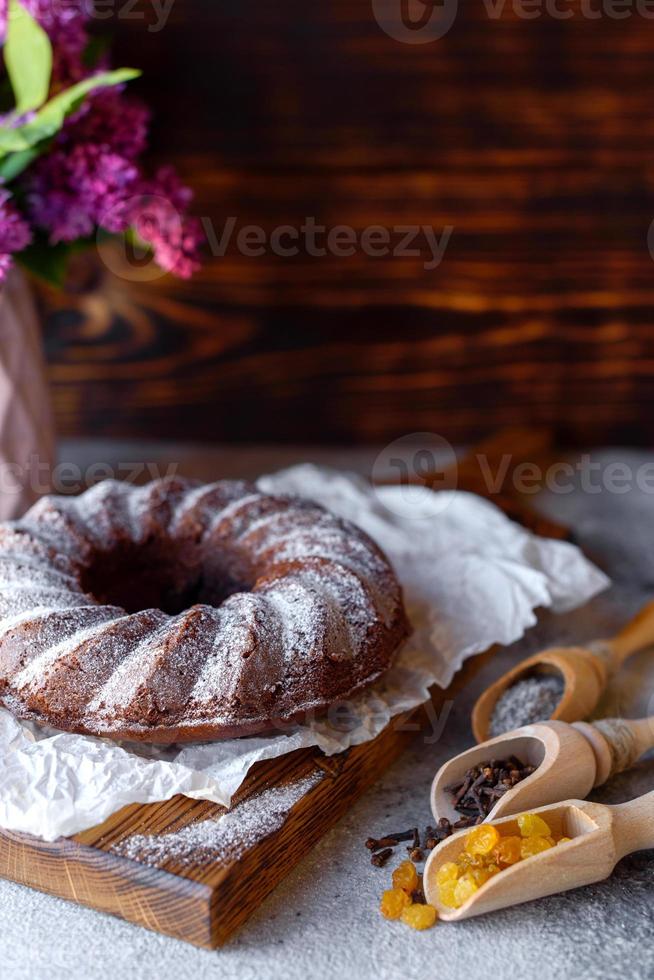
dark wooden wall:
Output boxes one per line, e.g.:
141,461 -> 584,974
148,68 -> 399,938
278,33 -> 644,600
39,0 -> 654,445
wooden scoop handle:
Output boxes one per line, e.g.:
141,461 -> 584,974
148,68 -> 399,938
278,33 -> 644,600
594,600 -> 654,671
613,790 -> 654,859
574,717 -> 654,786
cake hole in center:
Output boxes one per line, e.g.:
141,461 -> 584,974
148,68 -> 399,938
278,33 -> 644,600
79,540 -> 252,615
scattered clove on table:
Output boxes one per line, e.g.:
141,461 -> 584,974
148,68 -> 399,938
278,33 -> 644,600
370,847 -> 394,867
365,756 -> 536,864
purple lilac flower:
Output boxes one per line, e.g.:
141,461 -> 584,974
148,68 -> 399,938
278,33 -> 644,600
1,5 -> 203,279
126,167 -> 204,279
26,143 -> 138,242
63,89 -> 151,161
0,188 -> 31,281
25,90 -> 151,242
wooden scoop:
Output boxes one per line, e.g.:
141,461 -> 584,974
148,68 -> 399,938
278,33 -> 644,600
431,717 -> 654,825
423,790 -> 654,920
472,599 -> 654,742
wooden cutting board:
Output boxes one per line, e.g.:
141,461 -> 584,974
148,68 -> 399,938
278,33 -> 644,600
0,430 -> 569,948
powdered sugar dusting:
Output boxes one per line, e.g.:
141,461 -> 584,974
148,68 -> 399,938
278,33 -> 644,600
206,492 -> 263,534
74,480 -> 146,545
284,562 -> 373,653
85,622 -> 168,715
111,772 -> 324,866
0,588 -> 88,623
261,578 -> 335,659
0,557 -> 77,590
14,614 -> 129,691
0,605 -> 111,646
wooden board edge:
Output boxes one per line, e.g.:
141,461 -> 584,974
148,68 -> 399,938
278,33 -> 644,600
0,828 -> 215,948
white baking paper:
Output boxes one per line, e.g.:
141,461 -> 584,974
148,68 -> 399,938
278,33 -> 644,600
0,465 -> 609,840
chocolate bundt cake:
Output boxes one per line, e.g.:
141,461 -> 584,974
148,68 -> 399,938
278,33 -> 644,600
0,477 -> 409,742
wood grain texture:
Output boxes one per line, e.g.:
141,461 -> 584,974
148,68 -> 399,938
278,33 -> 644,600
37,1 -> 654,445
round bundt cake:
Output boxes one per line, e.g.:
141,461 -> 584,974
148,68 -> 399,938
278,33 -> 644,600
0,477 -> 410,742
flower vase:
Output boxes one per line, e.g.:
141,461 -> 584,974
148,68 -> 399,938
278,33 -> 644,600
0,268 -> 55,520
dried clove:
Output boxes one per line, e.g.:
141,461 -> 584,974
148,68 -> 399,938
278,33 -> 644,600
445,756 -> 535,831
371,847 -> 393,867
365,828 -> 420,852
365,835 -> 399,851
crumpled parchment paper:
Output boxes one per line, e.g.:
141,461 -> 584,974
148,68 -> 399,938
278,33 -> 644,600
0,465 -> 609,840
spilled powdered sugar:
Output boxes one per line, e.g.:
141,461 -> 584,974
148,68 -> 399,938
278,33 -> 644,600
112,772 -> 323,866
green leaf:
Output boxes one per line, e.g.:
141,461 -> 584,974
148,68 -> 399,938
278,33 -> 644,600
18,233 -> 97,287
0,67 -> 141,164
17,239 -> 71,287
0,127 -> 30,153
4,0 -> 53,114
0,145 -> 40,180
18,68 -> 141,147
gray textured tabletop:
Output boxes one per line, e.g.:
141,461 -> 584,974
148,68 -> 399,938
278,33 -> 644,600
2,442 -> 654,980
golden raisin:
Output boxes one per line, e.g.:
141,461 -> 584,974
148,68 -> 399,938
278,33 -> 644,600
470,866 -> 494,887
494,835 -> 522,866
517,813 -> 552,838
380,887 -> 412,920
464,824 -> 500,856
392,859 -> 419,894
520,835 -> 554,859
401,903 -> 438,930
453,872 -> 479,907
435,861 -> 460,887
437,879 -> 459,908
457,851 -> 484,870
